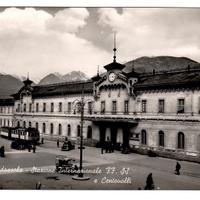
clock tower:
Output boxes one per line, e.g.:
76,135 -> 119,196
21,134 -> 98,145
104,33 -> 125,82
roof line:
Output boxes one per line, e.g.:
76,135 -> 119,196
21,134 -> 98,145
36,79 -> 93,87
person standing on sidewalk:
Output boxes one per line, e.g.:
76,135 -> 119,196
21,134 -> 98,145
57,139 -> 59,148
32,144 -> 36,153
175,162 -> 181,175
145,173 -> 154,190
101,142 -> 104,154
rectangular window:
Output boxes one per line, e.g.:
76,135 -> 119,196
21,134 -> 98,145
59,102 -> 62,112
24,103 -> 26,112
43,103 -> 46,112
36,103 -> 39,112
51,103 -> 54,112
177,99 -> 184,113
77,102 -> 82,113
124,100 -> 129,114
112,101 -> 117,114
141,100 -> 147,113
101,101 -> 105,114
158,99 -> 165,113
88,102 -> 92,114
29,103 -> 32,112
68,102 -> 71,113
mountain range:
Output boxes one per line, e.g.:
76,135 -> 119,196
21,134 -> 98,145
0,73 -> 23,99
38,71 -> 89,85
124,56 -> 199,73
0,56 -> 199,99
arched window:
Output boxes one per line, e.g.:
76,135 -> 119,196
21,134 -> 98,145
77,125 -> 81,137
23,121 -> 26,128
141,129 -> 147,145
58,124 -> 62,135
43,123 -> 46,133
17,121 -> 20,127
35,122 -> 38,130
50,123 -> 54,135
68,124 -> 71,136
8,120 -> 10,127
178,132 -> 185,149
158,131 -> 164,147
29,121 -> 31,127
87,126 -> 92,139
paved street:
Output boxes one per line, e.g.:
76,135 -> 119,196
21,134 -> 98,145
0,137 -> 200,190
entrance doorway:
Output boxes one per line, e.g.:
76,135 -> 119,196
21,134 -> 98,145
99,126 -> 106,145
111,126 -> 117,145
123,126 -> 130,148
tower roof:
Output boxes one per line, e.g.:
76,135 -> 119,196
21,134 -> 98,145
23,78 -> 33,86
104,61 -> 125,71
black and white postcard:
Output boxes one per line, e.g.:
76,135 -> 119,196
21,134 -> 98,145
0,1 -> 200,192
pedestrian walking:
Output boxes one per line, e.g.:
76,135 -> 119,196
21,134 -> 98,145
32,145 -> 36,153
145,173 -> 154,190
57,139 -> 59,148
41,138 -> 44,144
35,182 -> 41,189
175,162 -> 181,175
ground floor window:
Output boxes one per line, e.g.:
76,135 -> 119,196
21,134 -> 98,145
178,132 -> 185,149
158,131 -> 164,147
87,126 -> 92,139
141,129 -> 147,145
68,124 -> 71,136
77,125 -> 81,137
36,122 -> 38,130
43,123 -> 46,133
50,123 -> 54,135
58,124 -> 62,135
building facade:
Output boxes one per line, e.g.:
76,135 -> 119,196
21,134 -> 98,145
1,56 -> 200,162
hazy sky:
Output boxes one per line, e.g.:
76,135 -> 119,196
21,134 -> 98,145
0,7 -> 200,82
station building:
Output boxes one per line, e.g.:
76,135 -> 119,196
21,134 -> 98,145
1,51 -> 200,162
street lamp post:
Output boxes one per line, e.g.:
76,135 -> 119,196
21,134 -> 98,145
72,86 -> 90,181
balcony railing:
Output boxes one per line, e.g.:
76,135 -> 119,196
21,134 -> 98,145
83,111 -> 200,122
13,110 -> 200,121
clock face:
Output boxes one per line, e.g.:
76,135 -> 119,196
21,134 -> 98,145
109,72 -> 116,82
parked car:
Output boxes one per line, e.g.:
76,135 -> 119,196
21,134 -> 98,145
61,140 -> 75,151
55,155 -> 78,174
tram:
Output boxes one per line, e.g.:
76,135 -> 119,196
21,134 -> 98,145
0,126 -> 40,146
